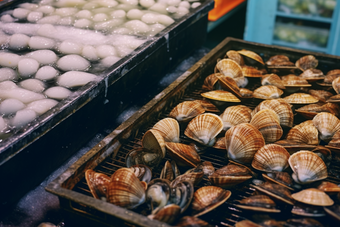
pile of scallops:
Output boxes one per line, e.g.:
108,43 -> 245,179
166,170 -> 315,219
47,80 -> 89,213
85,50 -> 340,226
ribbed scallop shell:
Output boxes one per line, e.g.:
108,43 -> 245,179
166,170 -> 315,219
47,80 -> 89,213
215,74 -> 241,98
175,216 -> 210,227
261,74 -> 286,89
194,100 -> 219,112
300,68 -> 324,80
220,105 -> 252,131
202,73 -> 219,90
225,123 -> 265,164
282,75 -> 310,86
165,142 -> 201,167
266,55 -> 294,66
251,99 -> 294,128
191,186 -> 231,217
292,188 -> 333,206
317,181 -> 340,193
288,150 -> 328,184
148,204 -> 181,224
324,73 -> 340,84
237,49 -> 265,65
201,90 -> 241,103
295,55 -> 318,71
169,101 -> 205,122
208,164 -> 252,188
250,109 -> 283,143
152,118 -> 180,143
107,168 -> 146,209
251,144 -> 290,172
327,69 -> 340,76
85,169 -> 111,199
237,195 -> 278,212
333,76 -> 340,94
240,88 -> 253,97
184,113 -> 223,146
286,120 -> 319,145
242,65 -> 262,78
226,50 -> 245,66
283,93 -> 319,104
142,129 -> 166,158
309,89 -> 334,103
313,112 -> 340,142
215,59 -> 243,79
253,85 -> 284,99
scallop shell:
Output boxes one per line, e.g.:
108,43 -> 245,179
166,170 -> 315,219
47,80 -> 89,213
202,73 -> 219,90
251,99 -> 294,128
324,73 -> 340,84
215,74 -> 241,98
142,129 -> 166,158
194,100 -> 219,113
309,89 -> 334,103
292,188 -> 334,206
226,50 -> 245,66
107,168 -> 146,209
253,85 -> 284,99
146,178 -> 171,211
252,182 -> 294,205
266,55 -> 294,66
313,112 -> 340,142
215,59 -> 243,79
201,90 -> 241,103
225,123 -> 265,164
328,94 -> 340,103
296,55 -> 318,71
85,169 -> 111,199
165,142 -> 201,167
236,195 -> 280,213
208,164 -> 252,189
262,172 -> 294,191
160,160 -> 175,181
333,76 -> 340,94
300,68 -> 324,78
317,181 -> 340,193
239,88 -> 253,97
251,144 -> 290,172
250,109 -> 283,143
274,139 -> 316,153
191,186 -> 231,217
237,49 -> 265,65
130,164 -> 152,183
152,117 -> 180,143
282,74 -> 310,86
148,204 -> 181,224
283,93 -> 319,104
220,105 -> 252,131
261,74 -> 286,89
242,65 -> 262,78
171,168 -> 204,187
184,113 -> 223,147
286,120 -> 319,145
175,216 -> 210,227
328,130 -> 340,148
288,150 -> 328,184
169,101 -> 205,123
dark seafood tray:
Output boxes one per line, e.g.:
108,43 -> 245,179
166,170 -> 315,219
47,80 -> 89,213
46,37 -> 340,227
0,0 -> 215,206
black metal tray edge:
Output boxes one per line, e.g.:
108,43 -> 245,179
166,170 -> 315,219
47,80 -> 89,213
46,37 -> 340,226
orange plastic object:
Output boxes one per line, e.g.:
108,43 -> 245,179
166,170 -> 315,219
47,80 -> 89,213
208,0 -> 246,21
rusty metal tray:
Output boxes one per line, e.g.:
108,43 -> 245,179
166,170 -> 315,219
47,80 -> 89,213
46,37 -> 340,227
0,0 -> 214,206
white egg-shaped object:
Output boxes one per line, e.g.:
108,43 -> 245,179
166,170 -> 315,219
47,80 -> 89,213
0,35 -> 9,46
94,19 -> 125,31
126,9 -> 144,20
37,15 -> 61,24
174,6 -> 189,17
97,0 -> 119,7
1,14 -> 15,23
55,7 -> 78,17
149,23 -> 166,36
74,18 -> 92,28
26,50 -> 58,65
19,79 -> 46,93
27,11 -> 43,22
179,1 -> 190,9
18,3 -> 38,10
124,20 -> 150,34
10,109 -> 37,128
96,45 -> 117,58
82,45 -> 99,61
58,41 -> 83,55
0,81 -> 17,90
191,2 -> 201,8
59,16 -> 74,26
0,52 -> 21,68
139,0 -> 155,8
54,0 -> 87,8
26,99 -> 58,115
0,99 -> 26,115
12,8 -> 30,19
75,10 -> 92,19
111,27 -> 131,35
100,56 -> 121,67
82,2 -> 99,10
29,36 -> 56,50
57,71 -> 98,88
157,15 -> 174,26
18,58 -> 40,78
44,86 -> 72,100
149,3 -> 167,14
0,87 -> 45,104
35,66 -> 59,81
93,13 -> 108,22
111,9 -> 126,18
36,5 -> 55,14
118,0 -> 138,5
115,45 -> 133,58
167,0 -> 181,6
57,55 -> 90,71
0,68 -> 18,82
141,13 -> 158,24
9,34 -> 30,50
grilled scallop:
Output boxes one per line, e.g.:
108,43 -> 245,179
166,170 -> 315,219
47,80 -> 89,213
152,117 -> 180,143
251,144 -> 290,172
286,120 -> 319,145
250,109 -> 283,143
288,150 -> 328,184
220,105 -> 252,131
253,85 -> 284,100
292,188 -> 334,206
313,112 -> 340,142
225,123 -> 265,164
184,113 -> 223,147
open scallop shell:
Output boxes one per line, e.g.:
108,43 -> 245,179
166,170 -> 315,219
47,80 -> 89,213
148,204 -> 181,224
237,49 -> 265,65
251,144 -> 290,172
201,90 -> 241,104
142,129 -> 166,158
313,112 -> 340,142
184,113 -> 223,147
152,118 -> 180,143
262,172 -> 294,191
194,100 -> 219,113
242,65 -> 263,78
295,55 -> 318,71
165,142 -> 201,167
235,195 -> 280,213
292,188 -> 334,206
309,89 -> 334,103
215,74 -> 242,98
333,76 -> 340,94
226,50 -> 245,66
85,169 -> 111,200
274,139 -> 316,153
252,182 -> 294,205
250,109 -> 283,143
266,55 -> 295,66
261,74 -> 286,89
288,150 -> 328,184
220,105 -> 252,131
286,120 -> 319,145
239,88 -> 253,98
191,186 -> 231,217
283,93 -> 319,104
225,123 -> 265,164
282,75 -> 311,89
202,73 -> 219,90
253,85 -> 284,100
215,59 -> 243,79
317,181 -> 340,193
299,68 -> 324,82
251,99 -> 294,128
169,101 -> 205,123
